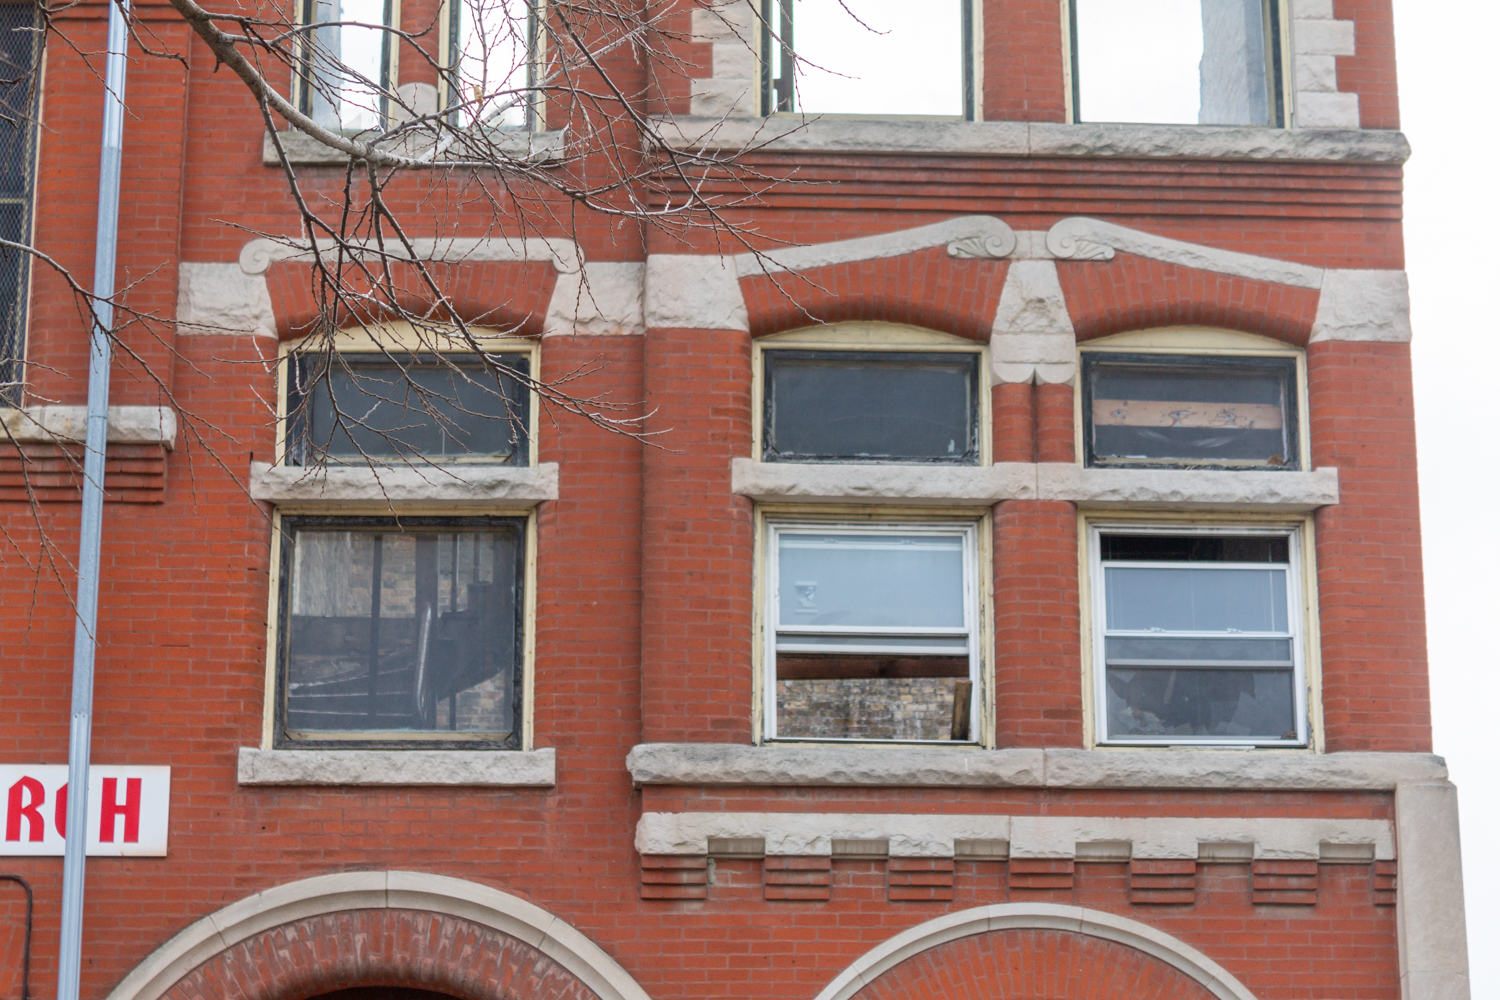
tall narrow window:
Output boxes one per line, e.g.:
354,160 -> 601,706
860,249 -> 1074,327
297,0 -> 396,131
286,351 -> 531,466
1069,0 -> 1284,126
762,0 -> 974,118
764,521 -> 980,743
0,3 -> 39,403
277,516 -> 526,748
445,0 -> 535,128
1092,528 -> 1306,747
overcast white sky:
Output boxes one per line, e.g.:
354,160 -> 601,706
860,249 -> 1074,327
1394,0 -> 1496,993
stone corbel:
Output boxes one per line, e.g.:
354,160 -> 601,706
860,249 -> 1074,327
990,260 -> 1076,385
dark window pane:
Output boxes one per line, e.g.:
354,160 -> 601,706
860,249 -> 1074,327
1083,353 -> 1298,469
290,352 -> 529,464
1105,635 -> 1292,665
281,519 -> 523,744
1105,667 -> 1296,741
1100,533 -> 1288,563
0,3 -> 38,404
763,351 -> 979,463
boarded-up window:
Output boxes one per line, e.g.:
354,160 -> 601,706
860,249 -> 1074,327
1081,352 -> 1299,469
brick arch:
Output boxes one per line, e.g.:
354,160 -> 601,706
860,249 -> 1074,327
161,908 -> 599,1000
739,248 -> 1008,342
262,260 -> 557,339
851,928 -> 1218,1000
1055,253 -> 1320,346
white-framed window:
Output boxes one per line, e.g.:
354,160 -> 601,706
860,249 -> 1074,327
440,0 -> 540,128
761,518 -> 984,743
1065,0 -> 1289,127
1087,521 -> 1310,748
295,0 -> 400,131
753,322 -> 991,465
761,0 -> 978,118
277,326 -> 539,468
1076,329 -> 1308,471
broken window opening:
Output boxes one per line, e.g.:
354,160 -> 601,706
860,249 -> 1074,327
1069,0 -> 1286,126
762,350 -> 980,464
1080,352 -> 1300,470
761,0 -> 975,118
1093,527 -> 1306,747
276,516 -> 527,749
765,522 -> 981,743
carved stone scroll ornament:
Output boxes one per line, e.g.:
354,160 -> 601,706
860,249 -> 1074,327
945,233 -> 1018,260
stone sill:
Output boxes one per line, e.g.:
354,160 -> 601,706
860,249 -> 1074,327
1,405 -> 177,449
238,746 -> 556,786
732,458 -> 1340,510
625,743 -> 1447,791
654,117 -> 1410,163
249,460 -> 558,506
264,127 -> 567,166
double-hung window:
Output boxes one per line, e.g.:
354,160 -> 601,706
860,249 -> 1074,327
272,337 -> 538,749
1089,526 -> 1307,747
754,326 -> 990,744
442,0 -> 537,128
296,0 -> 398,130
761,0 -> 977,118
1067,0 -> 1287,126
764,520 -> 981,742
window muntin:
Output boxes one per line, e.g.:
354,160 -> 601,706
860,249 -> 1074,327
765,521 -> 980,743
297,0 -> 396,131
276,516 -> 526,748
286,351 -> 530,466
762,0 -> 974,118
762,350 -> 980,464
444,0 -> 536,128
0,3 -> 39,403
1092,527 -> 1305,747
1069,0 -> 1284,127
1081,352 -> 1299,469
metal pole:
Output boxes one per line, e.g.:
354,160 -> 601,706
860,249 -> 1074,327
57,0 -> 130,994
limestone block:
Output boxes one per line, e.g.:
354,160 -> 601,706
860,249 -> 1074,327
177,262 -> 277,337
1311,269 -> 1412,342
1,405 -> 178,449
237,746 -> 557,786
644,255 -> 748,331
1294,53 -> 1338,93
1293,17 -> 1357,56
729,457 -> 1037,505
545,262 -> 645,336
248,460 -> 559,505
1295,90 -> 1361,128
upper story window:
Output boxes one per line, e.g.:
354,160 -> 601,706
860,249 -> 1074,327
1088,524 -> 1308,747
296,0 -> 397,130
283,346 -> 532,467
761,0 -> 976,118
756,324 -> 988,465
0,2 -> 39,403
1067,0 -> 1286,126
295,0 -> 537,131
275,514 -> 527,748
1079,332 -> 1305,470
763,519 -> 982,743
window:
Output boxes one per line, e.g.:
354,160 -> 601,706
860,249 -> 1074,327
443,0 -> 536,128
1080,351 -> 1300,470
285,350 -> 531,466
1089,525 -> 1307,747
296,0 -> 397,130
761,0 -> 976,118
275,515 -> 527,748
761,350 -> 981,464
1068,0 -> 1286,126
0,3 -> 39,403
762,520 -> 982,743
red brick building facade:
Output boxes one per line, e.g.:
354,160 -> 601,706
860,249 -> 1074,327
0,0 -> 1472,998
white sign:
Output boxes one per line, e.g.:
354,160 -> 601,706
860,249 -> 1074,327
1,765 -> 170,856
